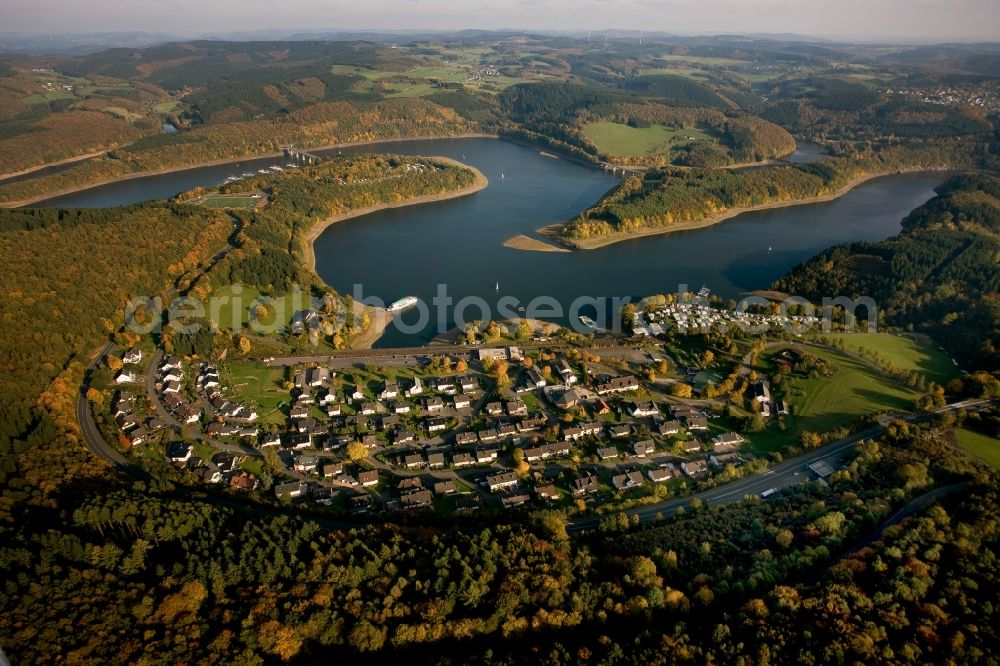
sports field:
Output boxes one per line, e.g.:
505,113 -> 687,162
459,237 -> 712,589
583,121 -> 715,157
821,333 -> 959,384
198,193 -> 262,209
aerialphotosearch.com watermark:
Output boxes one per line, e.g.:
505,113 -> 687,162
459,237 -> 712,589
123,282 -> 879,341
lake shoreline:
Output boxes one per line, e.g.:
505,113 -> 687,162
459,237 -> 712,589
0,150 -> 109,184
536,168 -> 959,251
301,157 -> 489,348
3,132 -> 497,208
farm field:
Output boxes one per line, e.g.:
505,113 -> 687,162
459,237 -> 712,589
583,121 -> 716,157
821,333 -> 959,384
956,428 -> 1000,468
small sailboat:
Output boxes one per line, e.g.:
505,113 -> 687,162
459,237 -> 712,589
768,245 -> 773,252
495,281 -> 499,292
501,172 -> 505,180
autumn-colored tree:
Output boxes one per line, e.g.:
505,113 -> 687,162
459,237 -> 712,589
106,355 -> 123,372
671,383 -> 693,398
347,442 -> 368,462
238,335 -> 251,354
455,358 -> 468,373
257,619 -> 303,661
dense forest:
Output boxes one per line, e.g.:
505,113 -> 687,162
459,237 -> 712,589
563,138 -> 995,240
777,173 -> 1000,372
3,408 -> 998,663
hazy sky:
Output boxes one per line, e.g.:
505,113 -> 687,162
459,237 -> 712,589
2,0 -> 999,41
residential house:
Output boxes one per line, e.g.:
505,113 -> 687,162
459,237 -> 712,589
502,494 -> 531,509
284,433 -> 312,449
632,440 -> 656,457
401,490 -> 433,509
752,380 -> 772,404
403,453 -> 425,469
425,396 -> 445,413
554,388 -> 585,410
307,367 -> 330,387
360,402 -> 378,416
229,472 -> 258,491
612,470 -> 645,491
595,375 -> 639,395
535,485 -> 559,500
293,455 -> 318,473
452,452 -> 475,467
321,463 -> 343,478
629,401 -> 659,418
475,448 -> 498,464
166,442 -> 191,462
122,348 -> 142,364
427,452 -> 446,469
426,417 -> 448,433
115,370 -> 139,384
685,415 -> 709,431
506,399 -> 527,417
405,377 -> 423,397
608,424 -> 631,439
434,480 -> 456,496
259,432 -> 281,448
128,428 -> 150,446
455,432 -> 478,446
457,376 -> 476,392
478,348 -> 507,362
526,366 -> 547,388
359,470 -> 379,487
681,460 -> 710,479
452,395 -> 471,410
558,359 -> 578,385
391,400 -> 411,415
648,467 -> 679,483
597,447 -> 620,460
658,420 -> 681,436
570,475 -> 600,496
486,471 -> 519,493
713,432 -> 744,449
274,481 -> 308,499
379,380 -> 398,400
478,428 -> 499,443
485,401 -> 504,416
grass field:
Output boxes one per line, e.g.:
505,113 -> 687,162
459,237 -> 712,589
956,428 -> 1000,468
221,362 -> 288,425
583,121 -> 716,157
198,194 -> 262,209
653,54 -> 750,66
768,346 -> 918,437
638,67 -> 713,80
207,284 -> 309,332
821,333 -> 959,384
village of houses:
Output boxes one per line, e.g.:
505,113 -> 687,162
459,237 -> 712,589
106,328 -> 786,516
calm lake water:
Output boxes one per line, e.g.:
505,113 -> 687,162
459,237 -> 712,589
315,138 -> 942,346
27,137 -> 943,347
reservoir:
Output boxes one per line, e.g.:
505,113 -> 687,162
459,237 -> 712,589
27,137 -> 944,346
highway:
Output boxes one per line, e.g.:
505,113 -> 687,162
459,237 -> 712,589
74,332 -> 994,533
566,397 -> 994,532
75,341 -> 151,480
